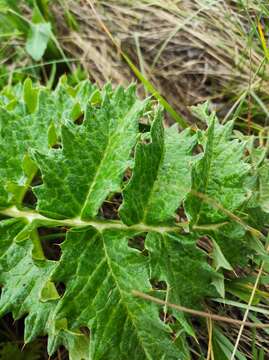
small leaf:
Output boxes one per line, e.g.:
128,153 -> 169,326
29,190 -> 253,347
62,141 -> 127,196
47,121 -> 58,148
40,280 -> 60,302
23,78 -> 38,113
212,272 -> 225,298
26,22 -> 51,61
191,101 -> 214,125
212,239 -> 233,271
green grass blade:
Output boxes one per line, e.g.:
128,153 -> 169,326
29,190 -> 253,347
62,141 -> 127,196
122,52 -> 188,128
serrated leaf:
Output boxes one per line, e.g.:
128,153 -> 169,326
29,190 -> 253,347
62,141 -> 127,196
145,232 -> 216,334
0,219 -> 56,342
0,79 -> 262,360
210,223 -> 253,267
0,78 -> 98,208
120,109 -> 197,225
185,107 -> 250,225
0,218 -> 89,356
49,227 -> 180,359
32,85 -> 146,219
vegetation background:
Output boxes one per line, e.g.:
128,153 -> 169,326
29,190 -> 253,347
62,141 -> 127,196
0,0 -> 269,359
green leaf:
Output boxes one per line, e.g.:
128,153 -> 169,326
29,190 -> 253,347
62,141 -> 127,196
32,85 -> 146,219
23,78 -> 38,113
0,103 -> 49,206
0,79 -> 263,359
210,223 -> 254,267
49,227 -> 180,359
0,218 -> 89,356
0,78 -> 97,208
120,109 -> 197,225
146,232 -> 216,334
26,22 -> 51,61
212,327 -> 247,360
212,272 -> 225,298
185,105 -> 250,225
258,160 -> 269,213
0,219 -> 55,342
211,238 -> 233,271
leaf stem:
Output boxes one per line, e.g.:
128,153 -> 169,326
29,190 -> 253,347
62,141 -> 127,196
0,206 -> 187,234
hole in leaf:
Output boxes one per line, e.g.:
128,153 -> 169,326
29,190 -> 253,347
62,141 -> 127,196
123,167 -> 132,182
99,193 -> 122,220
140,132 -> 152,145
74,113 -> 84,125
128,234 -> 146,252
51,143 -> 62,149
141,138 -> 151,145
175,205 -> 188,223
193,143 -> 204,155
159,309 -> 175,325
22,170 -> 41,208
39,227 -> 66,261
22,188 -> 37,208
55,282 -> 66,297
0,313 -> 26,341
31,170 -> 42,186
197,236 -> 212,254
150,279 -> 167,291
139,122 -> 151,133
79,326 -> 90,337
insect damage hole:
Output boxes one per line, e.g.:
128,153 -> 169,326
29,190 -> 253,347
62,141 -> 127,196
79,326 -> 90,337
150,279 -> 167,291
22,170 -> 42,208
51,143 -> 62,149
128,234 -> 147,253
74,112 -> 84,125
149,280 -> 175,324
175,205 -> 188,223
123,166 -> 133,182
99,193 -> 123,220
38,227 -> 66,261
55,282 -> 66,297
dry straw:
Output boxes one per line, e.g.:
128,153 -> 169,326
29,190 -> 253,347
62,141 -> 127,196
53,0 -> 269,118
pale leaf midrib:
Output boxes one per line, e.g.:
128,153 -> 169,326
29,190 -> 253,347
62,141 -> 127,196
101,233 -> 153,360
0,206 -> 186,234
195,122 -> 215,225
79,100 -> 141,219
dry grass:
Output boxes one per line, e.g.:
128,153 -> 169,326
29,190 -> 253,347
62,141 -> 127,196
53,0 -> 269,120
